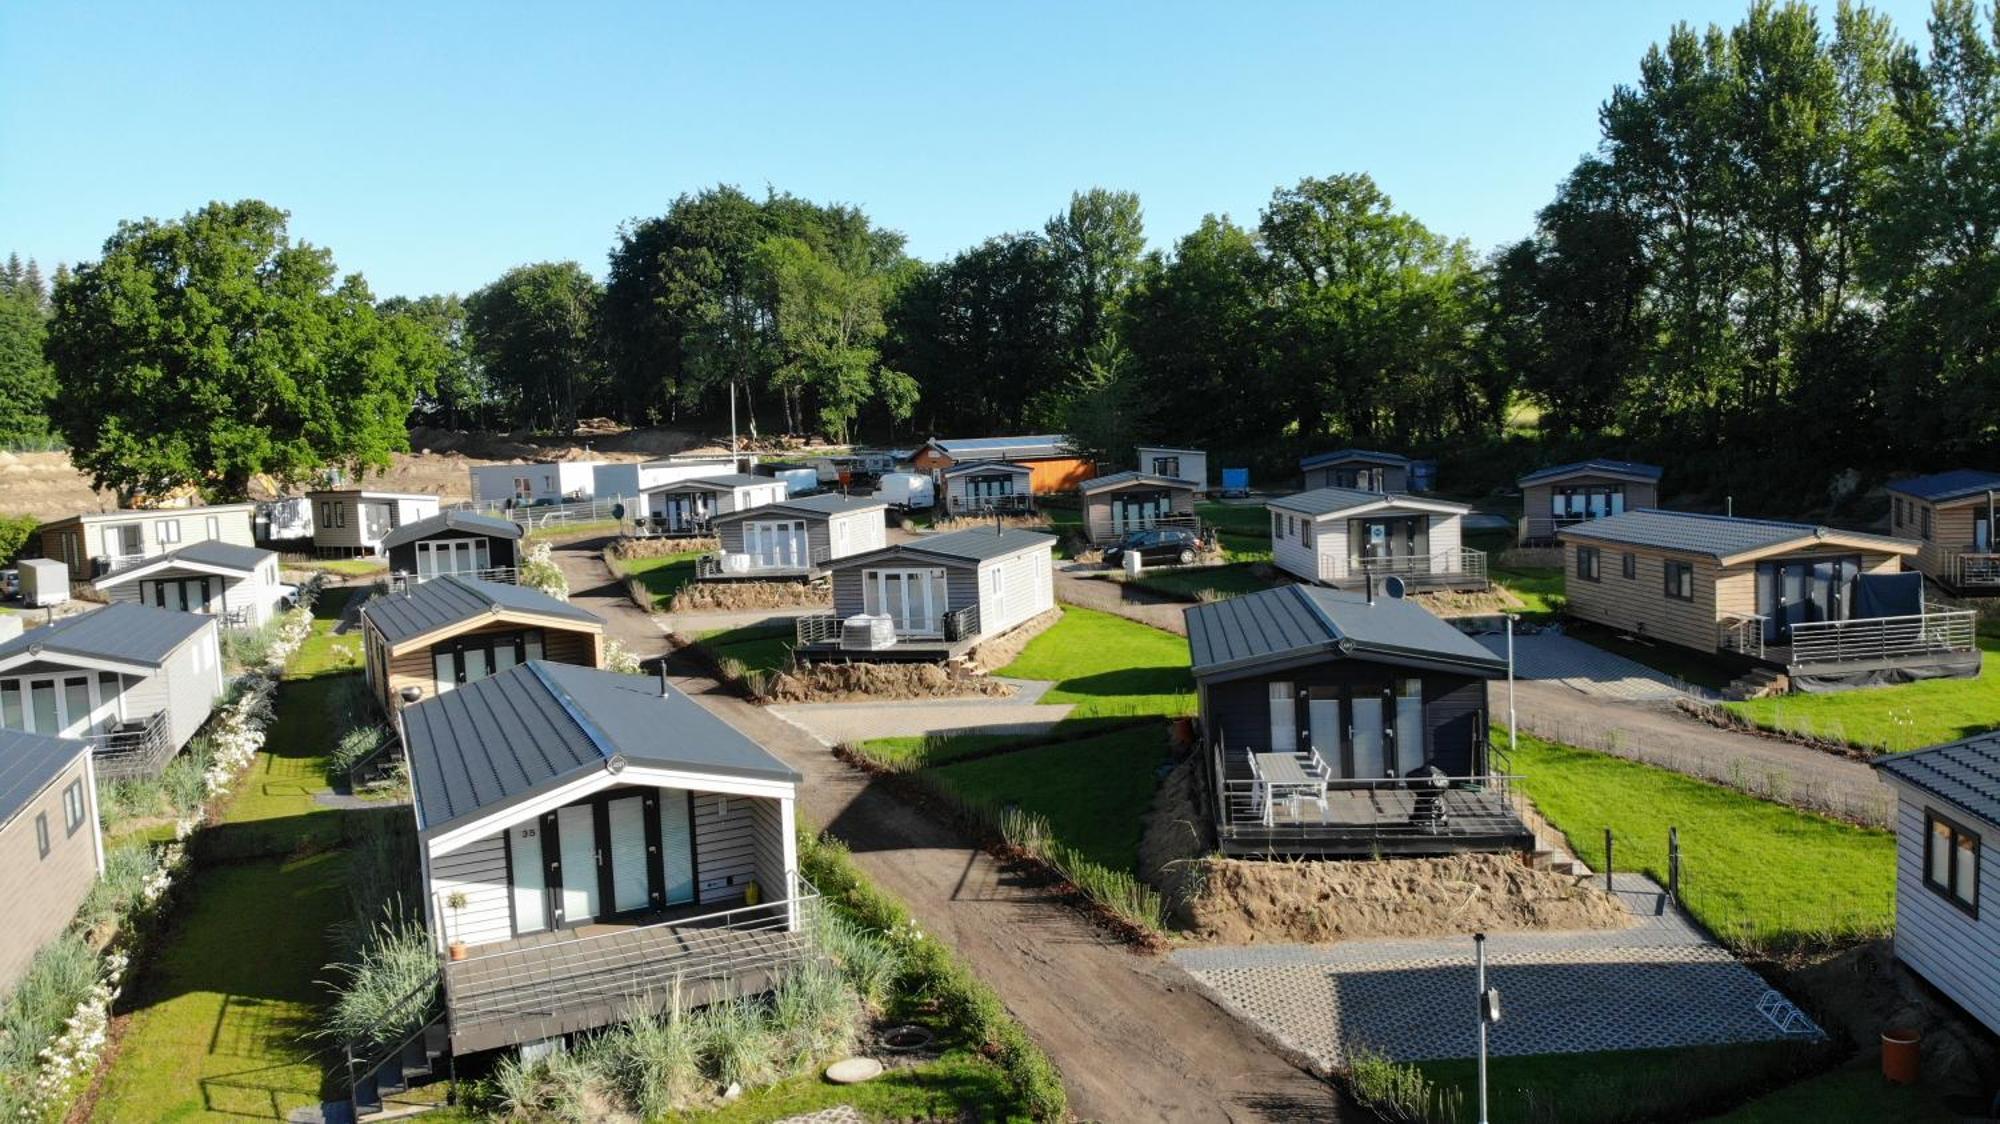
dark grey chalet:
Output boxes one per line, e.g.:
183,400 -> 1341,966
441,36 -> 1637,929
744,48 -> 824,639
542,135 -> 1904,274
380,510 -> 523,587
1186,583 -> 1531,857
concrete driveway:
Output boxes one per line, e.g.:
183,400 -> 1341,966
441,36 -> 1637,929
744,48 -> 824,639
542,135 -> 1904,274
1476,632 -> 1715,702
769,678 -> 1074,746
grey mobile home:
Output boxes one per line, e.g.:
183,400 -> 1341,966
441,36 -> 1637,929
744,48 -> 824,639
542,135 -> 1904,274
795,527 -> 1056,660
702,494 -> 888,580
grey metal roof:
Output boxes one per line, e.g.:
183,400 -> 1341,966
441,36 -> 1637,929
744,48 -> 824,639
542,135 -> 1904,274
1079,470 -> 1199,494
98,540 -> 275,581
1185,584 -> 1506,681
1518,459 -> 1664,486
1875,734 -> 2000,827
362,575 -> 602,646
0,728 -> 89,829
1268,487 -> 1469,518
378,510 -> 523,551
941,460 -> 1032,479
835,527 -> 1055,569
403,661 -> 801,834
1558,509 -> 1911,560
0,602 -> 210,669
1136,445 -> 1204,454
37,502 -> 256,530
711,492 -> 887,522
927,434 -> 1072,459
1884,470 -> 2000,504
1299,448 -> 1411,470
644,473 -> 771,491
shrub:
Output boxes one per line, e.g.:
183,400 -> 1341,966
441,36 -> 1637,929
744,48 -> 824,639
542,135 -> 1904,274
320,913 -> 439,1049
1346,1047 -> 1458,1123
594,1003 -> 703,1119
694,994 -> 778,1088
519,542 -> 570,601
328,725 -> 389,779
769,963 -> 861,1075
602,638 -> 643,675
814,912 -> 903,1013
75,842 -> 163,940
0,933 -> 101,1115
98,776 -> 167,830
161,739 -> 213,819
0,513 -> 39,566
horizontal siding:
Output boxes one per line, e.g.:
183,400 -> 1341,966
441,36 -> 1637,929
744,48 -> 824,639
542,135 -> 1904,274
0,755 -> 97,994
1892,796 -> 2000,1035
1270,509 -> 1320,582
1563,543 -> 1723,654
977,548 -> 1054,636
433,833 -> 514,948
694,793 -> 759,905
163,630 -> 223,751
376,622 -> 600,714
747,798 -> 787,901
1082,485 -> 1196,541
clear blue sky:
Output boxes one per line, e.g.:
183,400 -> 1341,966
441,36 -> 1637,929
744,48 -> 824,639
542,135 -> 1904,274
1,1 -> 1939,299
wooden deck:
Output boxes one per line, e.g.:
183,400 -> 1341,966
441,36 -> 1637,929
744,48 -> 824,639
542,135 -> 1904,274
443,899 -> 816,1054
1215,750 -> 1534,857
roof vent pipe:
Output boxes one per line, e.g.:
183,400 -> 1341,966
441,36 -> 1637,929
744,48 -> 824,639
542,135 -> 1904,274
658,661 -> 671,699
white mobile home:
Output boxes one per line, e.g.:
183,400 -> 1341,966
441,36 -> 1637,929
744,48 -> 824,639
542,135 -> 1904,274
638,475 -> 788,535
36,503 -> 257,581
592,455 -> 758,501
1136,446 -> 1209,493
93,541 -> 290,629
469,461 -> 603,506
307,489 -> 441,557
1268,487 -> 1484,590
703,494 -> 889,580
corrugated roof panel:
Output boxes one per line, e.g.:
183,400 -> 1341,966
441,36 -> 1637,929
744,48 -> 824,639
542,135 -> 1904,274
1559,509 -> 1911,560
0,602 -> 209,669
1517,459 -> 1665,486
378,510 -> 522,551
1884,470 -> 2000,504
363,575 -> 602,645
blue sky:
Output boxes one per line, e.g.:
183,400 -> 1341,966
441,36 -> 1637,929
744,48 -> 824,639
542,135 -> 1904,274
1,1 -> 1938,298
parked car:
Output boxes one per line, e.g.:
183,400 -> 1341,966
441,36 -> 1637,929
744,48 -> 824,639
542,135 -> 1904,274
1102,528 -> 1201,567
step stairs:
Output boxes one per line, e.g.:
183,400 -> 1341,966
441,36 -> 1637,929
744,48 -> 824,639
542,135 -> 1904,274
349,1020 -> 449,1122
1723,666 -> 1787,702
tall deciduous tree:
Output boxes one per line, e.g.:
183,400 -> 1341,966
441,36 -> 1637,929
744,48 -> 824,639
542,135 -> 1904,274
0,254 -> 55,446
1044,188 -> 1146,377
382,294 -> 486,430
44,201 -> 433,500
466,262 -> 604,435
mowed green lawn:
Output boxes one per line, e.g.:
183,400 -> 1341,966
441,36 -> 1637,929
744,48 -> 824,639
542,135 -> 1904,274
613,550 -> 705,608
1705,1062 -> 1957,1123
995,605 -> 1194,720
1511,732 -> 1895,951
1417,1042 -> 1825,1124
695,621 -> 796,674
1196,501 -> 1273,563
930,725 -> 1169,872
1127,561 -> 1277,602
1723,641 -> 2000,751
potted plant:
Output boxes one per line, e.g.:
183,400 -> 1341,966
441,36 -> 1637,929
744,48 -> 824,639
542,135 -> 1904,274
445,891 -> 469,961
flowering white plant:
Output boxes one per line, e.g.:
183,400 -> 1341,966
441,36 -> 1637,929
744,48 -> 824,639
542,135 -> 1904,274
519,542 -> 570,601
23,951 -> 127,1117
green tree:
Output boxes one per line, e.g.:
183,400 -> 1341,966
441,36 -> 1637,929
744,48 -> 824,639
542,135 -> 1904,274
751,234 -> 914,443
382,293 -> 486,430
0,254 -> 56,446
466,262 -> 604,434
44,200 -> 433,500
1044,188 -> 1146,377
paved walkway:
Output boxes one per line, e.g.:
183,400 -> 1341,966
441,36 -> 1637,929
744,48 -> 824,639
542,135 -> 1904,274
769,678 -> 1075,746
548,538 -> 1350,1122
1475,631 -> 1711,702
1175,876 -> 1819,1070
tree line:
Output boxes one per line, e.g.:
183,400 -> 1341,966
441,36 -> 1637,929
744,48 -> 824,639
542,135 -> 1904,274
8,0 -> 2000,507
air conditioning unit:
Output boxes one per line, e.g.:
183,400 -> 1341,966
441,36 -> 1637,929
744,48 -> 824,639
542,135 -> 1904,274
723,553 -> 753,574
841,614 -> 897,651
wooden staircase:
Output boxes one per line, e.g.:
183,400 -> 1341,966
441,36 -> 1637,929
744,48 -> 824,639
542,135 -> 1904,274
344,1018 -> 449,1121
1723,666 -> 1788,701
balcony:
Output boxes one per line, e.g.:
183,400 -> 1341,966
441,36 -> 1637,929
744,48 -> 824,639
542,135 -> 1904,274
1719,609 -> 1979,676
1948,550 -> 2000,590
1341,548 -> 1488,590
696,548 -> 829,581
795,604 -> 982,659
387,566 -> 519,593
85,709 -> 175,781
1210,741 -> 1533,857
946,493 -> 1035,517
440,882 -> 820,1054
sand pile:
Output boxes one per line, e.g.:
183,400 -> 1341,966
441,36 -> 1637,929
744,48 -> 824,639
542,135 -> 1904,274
965,608 -> 1062,672
762,661 -> 1015,704
1180,852 -> 1630,944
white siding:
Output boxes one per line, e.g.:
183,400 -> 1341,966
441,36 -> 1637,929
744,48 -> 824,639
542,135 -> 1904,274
1269,507 -> 1321,583
747,797 -> 787,904
471,463 -> 600,504
694,793 -> 760,905
826,510 -> 887,562
160,622 -> 224,751
431,833 -> 515,948
975,546 -> 1055,637
1136,447 -> 1208,491
1891,791 -> 2000,1035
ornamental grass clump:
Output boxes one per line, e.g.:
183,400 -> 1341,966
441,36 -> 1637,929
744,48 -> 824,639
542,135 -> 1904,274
319,914 -> 439,1049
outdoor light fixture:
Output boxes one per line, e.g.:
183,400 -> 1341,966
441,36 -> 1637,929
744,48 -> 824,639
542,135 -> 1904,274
399,686 -> 424,704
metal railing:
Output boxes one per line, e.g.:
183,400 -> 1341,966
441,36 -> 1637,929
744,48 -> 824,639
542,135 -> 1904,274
1210,741 -> 1526,841
1102,512 -> 1202,539
794,604 -> 981,649
946,493 -> 1035,516
343,971 -> 442,1103
631,515 -> 715,538
696,547 -> 830,579
1516,513 -> 1612,543
386,566 -> 519,593
456,494 -> 637,529
1719,614 -> 1768,659
1348,547 -> 1487,585
87,709 -> 175,780
1785,609 -> 1977,666
442,879 -> 820,1028
1950,550 -> 2000,588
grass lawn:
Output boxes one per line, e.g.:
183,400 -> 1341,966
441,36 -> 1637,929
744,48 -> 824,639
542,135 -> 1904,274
1466,527 -> 1566,618
1706,1062 -> 1958,1122
1196,500 -> 1273,563
289,557 -> 385,578
1124,561 -> 1276,602
522,517 -> 623,542
1414,1042 -> 1828,1124
698,1053 -> 1023,1122
849,731 -> 1036,769
695,621 -> 796,674
929,724 -> 1170,872
1723,641 -> 2000,752
94,588 -> 363,1119
612,550 -> 705,608
995,605 -> 1194,721
1511,731 -> 1895,951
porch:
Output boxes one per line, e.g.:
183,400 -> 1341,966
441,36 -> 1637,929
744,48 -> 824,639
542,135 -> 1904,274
438,884 -> 820,1054
1331,548 -> 1489,592
1211,743 -> 1534,857
945,493 -> 1035,517
1945,549 -> 2000,593
793,604 -> 982,661
697,549 -> 830,581
387,566 -> 519,593
84,708 -> 176,780
1718,609 -> 1980,680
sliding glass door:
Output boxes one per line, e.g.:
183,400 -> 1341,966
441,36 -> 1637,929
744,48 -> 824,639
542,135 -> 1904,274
1755,555 -> 1861,645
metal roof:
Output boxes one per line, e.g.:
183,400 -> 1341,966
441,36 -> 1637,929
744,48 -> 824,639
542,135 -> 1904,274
98,540 -> 275,582
926,434 -> 1073,459
1267,487 -> 1470,518
711,492 -> 887,522
1884,469 -> 2000,504
305,488 -> 437,500
1557,509 -> 1912,561
37,502 -> 255,530
1299,448 -> 1412,470
402,661 -> 801,834
641,473 -> 772,492
833,527 -> 1055,569
0,728 -> 89,829
362,575 -> 602,646
1875,733 -> 2000,828
1518,459 -> 1664,486
941,460 -> 1033,479
378,510 -> 523,551
1079,470 -> 1200,494
0,602 -> 210,669
1185,584 -> 1506,681
1135,445 -> 1204,455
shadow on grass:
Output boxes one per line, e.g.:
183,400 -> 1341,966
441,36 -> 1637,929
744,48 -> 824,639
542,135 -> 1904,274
1051,666 -> 1195,701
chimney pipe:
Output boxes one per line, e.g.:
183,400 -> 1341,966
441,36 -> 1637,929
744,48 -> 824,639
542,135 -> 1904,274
658,661 -> 670,698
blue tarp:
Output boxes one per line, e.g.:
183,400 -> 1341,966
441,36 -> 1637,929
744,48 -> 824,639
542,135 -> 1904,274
1855,571 -> 1924,619
1221,468 -> 1250,494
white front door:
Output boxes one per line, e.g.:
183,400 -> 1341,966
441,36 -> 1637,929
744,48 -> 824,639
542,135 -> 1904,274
510,821 -> 549,934
556,804 -> 600,924
864,569 -> 942,635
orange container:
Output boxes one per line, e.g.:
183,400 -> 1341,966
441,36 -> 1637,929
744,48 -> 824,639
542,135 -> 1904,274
1881,1029 -> 1921,1085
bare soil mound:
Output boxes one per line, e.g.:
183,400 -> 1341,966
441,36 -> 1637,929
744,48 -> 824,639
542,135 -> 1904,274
1411,585 -> 1528,618
1180,852 -> 1629,944
0,451 -> 117,521
668,580 -> 831,613
763,661 -> 1016,704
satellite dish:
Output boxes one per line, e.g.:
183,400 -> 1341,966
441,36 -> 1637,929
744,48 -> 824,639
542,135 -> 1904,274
1383,575 -> 1407,600
611,502 -> 627,521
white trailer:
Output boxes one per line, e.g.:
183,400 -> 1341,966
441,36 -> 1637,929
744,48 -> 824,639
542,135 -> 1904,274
18,559 -> 69,608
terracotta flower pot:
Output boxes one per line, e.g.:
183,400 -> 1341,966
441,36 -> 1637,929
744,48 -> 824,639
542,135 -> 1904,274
448,941 -> 468,962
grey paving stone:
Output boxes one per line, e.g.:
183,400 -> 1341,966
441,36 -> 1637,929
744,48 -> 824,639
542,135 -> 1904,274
1475,633 -> 1715,702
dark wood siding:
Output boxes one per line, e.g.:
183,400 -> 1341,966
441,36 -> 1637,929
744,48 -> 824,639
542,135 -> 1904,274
1203,660 -> 1489,775
385,530 -> 520,575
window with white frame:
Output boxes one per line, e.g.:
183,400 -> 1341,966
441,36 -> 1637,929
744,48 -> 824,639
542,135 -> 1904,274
157,519 -> 181,544
205,515 -> 220,541
63,778 -> 86,835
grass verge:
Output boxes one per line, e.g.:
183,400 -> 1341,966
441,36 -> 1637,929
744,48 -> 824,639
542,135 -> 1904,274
928,725 -> 1169,873
695,621 -> 796,675
1722,642 -> 2000,752
611,549 -> 705,609
995,605 -> 1194,721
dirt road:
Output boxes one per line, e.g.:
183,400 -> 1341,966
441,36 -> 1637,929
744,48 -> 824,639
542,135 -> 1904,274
1051,566 -> 1191,634
552,539 -> 1351,1122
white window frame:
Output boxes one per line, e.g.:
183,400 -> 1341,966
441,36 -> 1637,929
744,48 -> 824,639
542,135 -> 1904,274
862,568 -> 944,636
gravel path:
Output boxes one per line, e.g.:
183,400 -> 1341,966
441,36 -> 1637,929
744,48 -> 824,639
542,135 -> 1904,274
1051,564 -> 1190,634
551,538 -> 1351,1122
1175,875 -> 1820,1070
769,678 -> 1075,746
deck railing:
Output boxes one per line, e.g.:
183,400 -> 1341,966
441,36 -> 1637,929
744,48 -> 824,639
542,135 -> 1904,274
697,547 -> 830,579
1785,609 -> 1977,666
87,709 -> 175,781
1719,614 -> 1767,659
1102,511 -> 1203,539
442,879 -> 820,1028
1211,739 -> 1523,839
1348,547 -> 1487,585
632,515 -> 715,538
454,494 -> 637,529
386,566 -> 518,593
946,493 -> 1035,516
1950,550 -> 2000,589
794,604 -> 980,649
